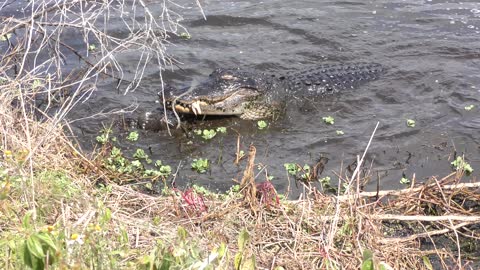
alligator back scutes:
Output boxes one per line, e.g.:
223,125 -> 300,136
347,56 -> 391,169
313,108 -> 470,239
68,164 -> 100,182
283,62 -> 383,94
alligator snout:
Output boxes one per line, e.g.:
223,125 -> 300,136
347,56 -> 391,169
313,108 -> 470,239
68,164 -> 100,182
165,98 -> 205,115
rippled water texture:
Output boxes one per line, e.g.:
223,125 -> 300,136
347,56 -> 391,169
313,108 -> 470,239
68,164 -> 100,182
69,0 -> 479,194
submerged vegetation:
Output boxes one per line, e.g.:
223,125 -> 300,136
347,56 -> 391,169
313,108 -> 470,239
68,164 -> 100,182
0,0 -> 479,269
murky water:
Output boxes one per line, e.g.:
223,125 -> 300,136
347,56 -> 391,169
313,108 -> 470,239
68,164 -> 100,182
69,0 -> 480,194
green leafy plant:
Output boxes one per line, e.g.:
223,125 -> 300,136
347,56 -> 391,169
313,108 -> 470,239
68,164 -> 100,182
451,156 -> 473,175
319,176 -> 331,187
133,149 -> 148,160
301,164 -> 311,180
336,130 -> 344,135
464,105 -> 475,111
216,127 -> 227,133
193,128 -> 226,140
19,213 -> 59,270
201,129 -> 217,140
191,158 -> 209,173
155,160 -> 172,176
105,147 -> 142,174
406,119 -> 416,128
323,116 -> 335,125
96,128 -> 112,144
229,184 -> 241,193
400,177 -> 410,185
284,163 -> 299,176
179,32 -> 191,39
126,131 -> 139,142
257,120 -> 268,130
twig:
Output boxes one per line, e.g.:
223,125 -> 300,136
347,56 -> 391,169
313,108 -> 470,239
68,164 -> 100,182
336,177 -> 480,201
380,222 -> 474,244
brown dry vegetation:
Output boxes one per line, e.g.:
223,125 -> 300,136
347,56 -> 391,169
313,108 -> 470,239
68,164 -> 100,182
1,93 -> 480,268
1,0 -> 480,269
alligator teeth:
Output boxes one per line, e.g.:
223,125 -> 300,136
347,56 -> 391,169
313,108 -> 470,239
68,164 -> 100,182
191,100 -> 202,115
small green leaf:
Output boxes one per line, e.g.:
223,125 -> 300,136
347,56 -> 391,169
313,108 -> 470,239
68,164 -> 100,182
362,249 -> 373,261
217,242 -> 227,258
422,256 -> 433,270
464,105 -> 475,111
26,236 -> 45,259
133,149 -> 148,160
451,156 -> 473,175
301,164 -> 311,179
22,212 -> 32,230
406,119 -> 416,128
361,249 -> 374,270
361,259 -> 374,270
177,226 -> 188,241
400,177 -> 410,185
88,44 -> 96,51
241,256 -> 256,270
126,131 -> 139,142
284,163 -> 299,176
201,129 -> 217,140
336,130 -> 344,135
21,242 -> 33,268
102,208 -> 112,223
191,158 -> 209,173
35,232 -> 57,252
319,176 -> 331,185
144,182 -> 152,190
257,120 -> 268,130
216,127 -> 227,133
179,32 -> 191,39
131,160 -> 142,168
96,134 -> 109,144
0,33 -> 12,41
379,262 -> 395,270
238,229 -> 250,251
322,116 -> 335,125
234,253 -> 243,270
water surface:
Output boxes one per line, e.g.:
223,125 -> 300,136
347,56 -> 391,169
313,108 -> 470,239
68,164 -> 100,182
69,0 -> 480,194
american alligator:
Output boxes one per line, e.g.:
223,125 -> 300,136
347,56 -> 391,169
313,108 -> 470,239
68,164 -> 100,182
165,63 -> 383,120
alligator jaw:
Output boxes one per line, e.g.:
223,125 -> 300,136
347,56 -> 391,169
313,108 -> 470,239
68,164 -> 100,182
172,100 -> 204,115
167,87 -> 261,117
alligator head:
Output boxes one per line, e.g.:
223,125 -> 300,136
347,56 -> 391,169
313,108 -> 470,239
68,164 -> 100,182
165,68 -> 280,120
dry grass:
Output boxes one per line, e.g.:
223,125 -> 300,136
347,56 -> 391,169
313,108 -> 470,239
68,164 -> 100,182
99,148 -> 480,269
1,77 -> 480,269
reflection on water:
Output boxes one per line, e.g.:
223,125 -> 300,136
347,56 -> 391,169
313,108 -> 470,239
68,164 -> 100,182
69,0 -> 480,195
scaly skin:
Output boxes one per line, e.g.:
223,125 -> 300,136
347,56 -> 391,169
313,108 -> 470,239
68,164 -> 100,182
165,63 -> 383,120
